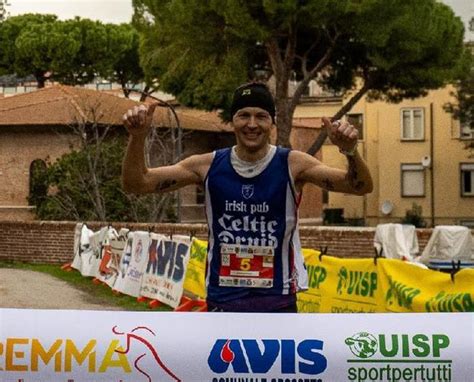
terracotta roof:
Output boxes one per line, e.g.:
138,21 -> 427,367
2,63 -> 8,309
0,85 -> 232,133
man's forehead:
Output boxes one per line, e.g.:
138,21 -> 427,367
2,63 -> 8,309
235,106 -> 271,114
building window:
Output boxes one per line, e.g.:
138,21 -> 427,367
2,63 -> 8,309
461,163 -> 474,197
460,122 -> 474,140
401,108 -> 424,140
347,113 -> 364,140
401,164 -> 425,197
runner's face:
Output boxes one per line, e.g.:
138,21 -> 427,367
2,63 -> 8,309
232,107 -> 274,152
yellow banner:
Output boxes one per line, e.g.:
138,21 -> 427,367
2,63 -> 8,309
183,240 -> 474,313
299,249 -> 474,313
183,238 -> 207,299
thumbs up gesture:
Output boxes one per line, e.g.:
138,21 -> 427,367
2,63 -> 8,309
123,103 -> 159,138
322,117 -> 359,154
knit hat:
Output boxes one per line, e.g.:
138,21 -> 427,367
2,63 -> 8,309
230,83 -> 276,122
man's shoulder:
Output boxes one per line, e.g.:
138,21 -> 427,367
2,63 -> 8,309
180,152 -> 215,180
288,149 -> 323,180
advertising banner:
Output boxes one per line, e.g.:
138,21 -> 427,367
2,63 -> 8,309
97,228 -> 129,288
113,231 -> 151,298
183,238 -> 207,299
80,227 -> 108,278
298,249 -> 474,313
139,235 -> 191,308
140,233 -> 167,300
0,309 -> 472,381
182,240 -> 474,313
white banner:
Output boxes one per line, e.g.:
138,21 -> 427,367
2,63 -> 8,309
80,227 -> 108,278
0,309 -> 472,382
113,231 -> 151,297
70,224 -> 94,274
140,235 -> 191,308
97,228 -> 130,288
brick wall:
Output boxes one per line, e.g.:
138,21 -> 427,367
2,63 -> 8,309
0,221 -> 447,265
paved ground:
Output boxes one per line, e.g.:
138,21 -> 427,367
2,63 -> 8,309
0,268 -> 123,310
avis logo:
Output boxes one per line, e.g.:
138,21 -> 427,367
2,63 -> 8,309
208,339 -> 327,375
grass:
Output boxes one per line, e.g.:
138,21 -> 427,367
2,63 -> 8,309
0,261 -> 172,312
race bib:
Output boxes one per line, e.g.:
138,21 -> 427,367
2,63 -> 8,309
219,244 -> 274,288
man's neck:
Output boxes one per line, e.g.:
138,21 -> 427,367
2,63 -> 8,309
234,144 -> 271,162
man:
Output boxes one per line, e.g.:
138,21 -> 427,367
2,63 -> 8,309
122,82 -> 373,312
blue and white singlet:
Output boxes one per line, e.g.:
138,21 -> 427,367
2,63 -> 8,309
204,146 -> 308,304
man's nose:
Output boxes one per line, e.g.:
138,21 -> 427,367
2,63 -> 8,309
248,115 -> 257,127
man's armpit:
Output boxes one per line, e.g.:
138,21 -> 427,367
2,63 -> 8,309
155,179 -> 178,192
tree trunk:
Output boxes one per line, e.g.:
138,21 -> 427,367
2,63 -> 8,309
306,83 -> 371,156
35,73 -> 46,88
275,79 -> 292,147
140,85 -> 151,102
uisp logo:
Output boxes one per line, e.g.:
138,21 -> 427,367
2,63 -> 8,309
208,339 -> 327,376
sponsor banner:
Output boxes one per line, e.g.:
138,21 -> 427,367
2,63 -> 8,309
113,231 -> 151,298
183,238 -> 207,299
70,224 -> 94,274
79,226 -> 109,278
378,259 -> 474,313
184,243 -> 474,313
139,235 -> 191,308
97,228 -> 129,288
300,249 -> 381,313
299,250 -> 474,313
140,233 -> 167,300
0,309 -> 472,381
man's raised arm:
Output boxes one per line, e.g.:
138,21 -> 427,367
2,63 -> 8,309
121,104 -> 211,194
291,117 -> 373,195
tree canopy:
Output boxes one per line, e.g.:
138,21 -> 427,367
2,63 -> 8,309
133,0 -> 467,151
0,14 -> 144,94
445,44 -> 474,155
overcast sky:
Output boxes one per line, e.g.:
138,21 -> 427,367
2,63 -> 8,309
8,0 -> 134,24
6,0 -> 474,40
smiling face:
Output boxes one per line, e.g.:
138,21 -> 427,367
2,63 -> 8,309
232,106 -> 274,158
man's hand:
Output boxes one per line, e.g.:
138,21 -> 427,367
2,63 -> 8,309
322,117 -> 358,154
122,103 -> 159,138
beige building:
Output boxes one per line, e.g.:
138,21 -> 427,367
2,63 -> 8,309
294,86 -> 474,227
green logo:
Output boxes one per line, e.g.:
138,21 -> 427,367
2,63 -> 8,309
345,332 -> 378,358
242,89 -> 251,95
385,276 -> 420,309
337,267 -> 377,297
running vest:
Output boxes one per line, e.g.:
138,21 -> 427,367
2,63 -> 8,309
204,146 -> 308,303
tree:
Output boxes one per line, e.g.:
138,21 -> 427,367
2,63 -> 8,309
107,23 -> 147,98
0,14 -> 58,83
14,19 -> 81,87
0,15 -> 145,90
133,0 -> 466,151
444,45 -> 474,156
30,103 -> 177,222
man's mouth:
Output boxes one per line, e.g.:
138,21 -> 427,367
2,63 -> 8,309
244,132 -> 260,139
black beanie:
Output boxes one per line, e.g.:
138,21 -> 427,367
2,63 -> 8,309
230,83 -> 276,122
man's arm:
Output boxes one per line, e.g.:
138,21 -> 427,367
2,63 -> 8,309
291,117 -> 373,195
122,104 -> 212,194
